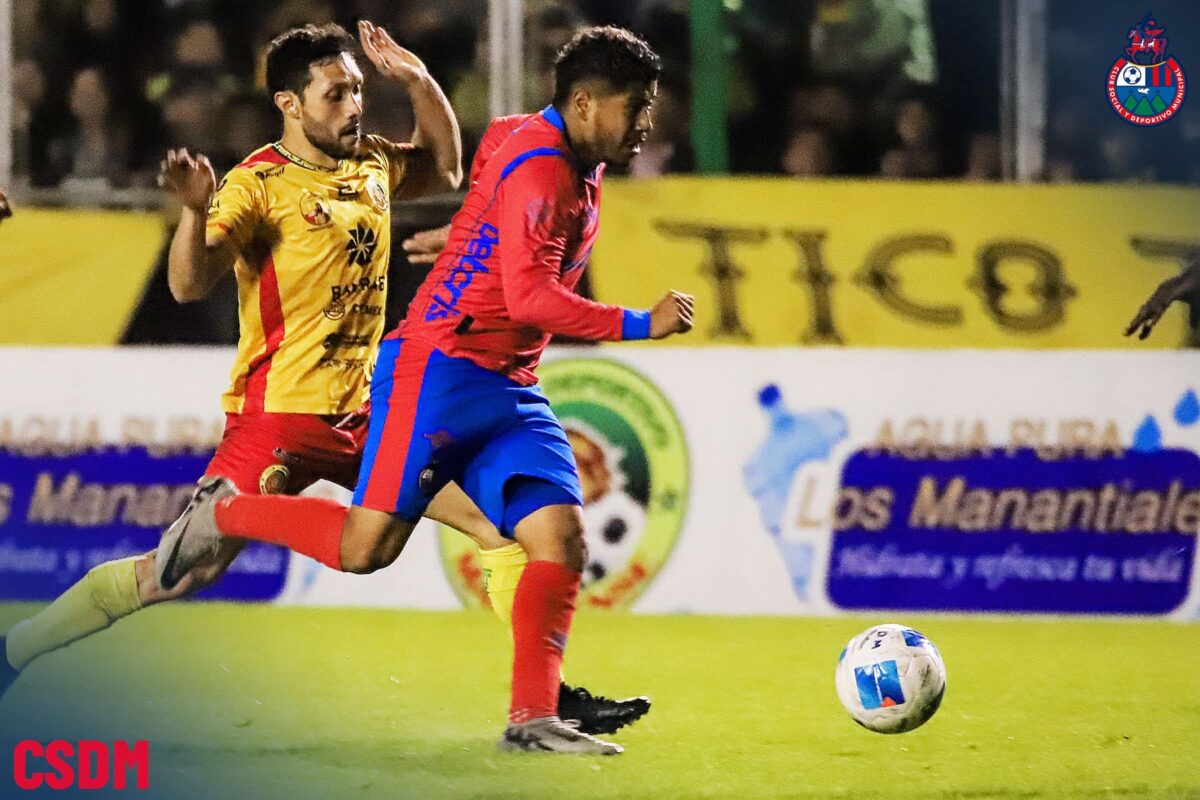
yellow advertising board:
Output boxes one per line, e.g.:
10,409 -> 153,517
590,179 -> 1200,348
0,208 -> 164,344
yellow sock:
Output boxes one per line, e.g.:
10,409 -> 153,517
5,557 -> 142,671
478,543 -> 568,688
479,542 -> 528,631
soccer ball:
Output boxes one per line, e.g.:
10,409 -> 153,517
835,624 -> 946,734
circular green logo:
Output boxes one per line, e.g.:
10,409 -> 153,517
438,357 -> 689,610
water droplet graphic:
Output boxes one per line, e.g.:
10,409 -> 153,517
1174,389 -> 1200,426
1132,415 -> 1162,452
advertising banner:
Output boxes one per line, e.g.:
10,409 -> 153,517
2,347 -> 1198,618
0,349 -> 288,602
591,179 -> 1200,349
0,209 -> 164,345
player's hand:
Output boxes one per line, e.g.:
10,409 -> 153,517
158,148 -> 216,212
0,188 -> 12,223
402,224 -> 451,264
1125,269 -> 1200,340
649,291 -> 694,339
358,20 -> 429,86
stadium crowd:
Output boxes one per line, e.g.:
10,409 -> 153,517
12,0 -> 1199,190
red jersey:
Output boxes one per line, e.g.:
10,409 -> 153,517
397,106 -> 651,385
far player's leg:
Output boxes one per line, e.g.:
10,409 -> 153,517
404,479 -> 651,735
499,497 -> 620,755
2,411 -> 316,700
161,484 -> 416,581
0,535 -> 245,702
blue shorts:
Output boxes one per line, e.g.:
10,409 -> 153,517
352,339 -> 582,536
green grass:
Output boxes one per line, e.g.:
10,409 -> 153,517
2,605 -> 1199,799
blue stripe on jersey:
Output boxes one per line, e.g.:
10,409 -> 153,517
499,147 -> 568,182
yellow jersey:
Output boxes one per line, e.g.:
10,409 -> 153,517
206,136 -> 413,415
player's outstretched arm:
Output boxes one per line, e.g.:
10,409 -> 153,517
402,224 -> 451,265
1125,255 -> 1200,340
0,188 -> 12,223
159,148 -> 235,303
358,20 -> 463,198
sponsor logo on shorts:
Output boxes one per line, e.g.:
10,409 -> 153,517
258,464 -> 290,495
438,358 -> 689,610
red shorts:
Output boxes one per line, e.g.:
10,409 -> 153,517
204,410 -> 369,495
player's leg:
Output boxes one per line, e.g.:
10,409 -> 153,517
2,411 -> 317,699
158,340 -> 438,585
158,477 -> 417,581
2,538 -> 245,676
418,481 -> 651,734
456,397 -> 623,754
500,497 -> 620,754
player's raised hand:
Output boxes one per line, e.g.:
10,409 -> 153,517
158,148 -> 216,211
649,291 -> 695,339
1125,265 -> 1200,340
402,224 -> 451,265
358,20 -> 428,86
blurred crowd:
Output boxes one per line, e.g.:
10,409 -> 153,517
9,0 -> 1200,192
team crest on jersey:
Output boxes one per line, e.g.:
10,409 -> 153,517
366,178 -> 389,212
1107,14 -> 1187,126
300,192 -> 333,228
258,464 -> 291,495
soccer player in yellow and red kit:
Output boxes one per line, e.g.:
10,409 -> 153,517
1,21 -> 650,737
157,26 -> 693,754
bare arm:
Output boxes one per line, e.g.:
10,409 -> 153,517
159,148 -> 234,302
359,20 -> 463,198
1125,254 -> 1200,340
0,188 -> 12,223
401,224 -> 451,264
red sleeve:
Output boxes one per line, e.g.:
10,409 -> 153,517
497,156 -> 631,342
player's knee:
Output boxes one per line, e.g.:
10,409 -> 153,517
340,512 -> 413,574
563,521 -> 587,573
340,531 -> 402,574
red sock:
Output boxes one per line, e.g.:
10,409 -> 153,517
214,495 -> 347,571
509,560 -> 580,724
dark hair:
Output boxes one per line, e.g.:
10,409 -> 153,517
265,23 -> 356,96
552,26 -> 661,107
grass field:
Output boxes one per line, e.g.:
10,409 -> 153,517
2,605 -> 1198,799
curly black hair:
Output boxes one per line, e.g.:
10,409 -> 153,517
552,26 -> 661,107
265,23 -> 356,97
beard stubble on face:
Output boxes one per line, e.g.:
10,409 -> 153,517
302,113 -> 360,161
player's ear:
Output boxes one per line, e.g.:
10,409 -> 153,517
274,90 -> 302,120
570,86 -> 594,122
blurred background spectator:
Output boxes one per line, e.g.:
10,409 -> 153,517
10,0 -> 1196,187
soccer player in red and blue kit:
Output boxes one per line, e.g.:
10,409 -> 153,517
157,26 -> 694,755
